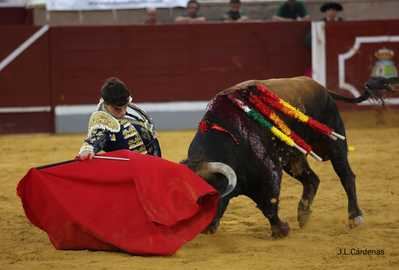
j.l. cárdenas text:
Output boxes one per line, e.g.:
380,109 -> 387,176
336,247 -> 384,256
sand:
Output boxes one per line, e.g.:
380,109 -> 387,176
0,110 -> 398,270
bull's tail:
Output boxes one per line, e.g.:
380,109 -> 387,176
328,77 -> 398,104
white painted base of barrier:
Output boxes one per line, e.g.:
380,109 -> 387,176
54,101 -> 209,133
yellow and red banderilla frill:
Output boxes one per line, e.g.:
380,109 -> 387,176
226,83 -> 346,161
256,84 -> 345,141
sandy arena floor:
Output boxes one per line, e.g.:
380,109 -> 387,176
0,110 -> 398,270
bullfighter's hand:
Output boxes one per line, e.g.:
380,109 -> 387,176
78,144 -> 95,160
78,150 -> 94,160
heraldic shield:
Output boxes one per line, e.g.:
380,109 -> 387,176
17,150 -> 219,255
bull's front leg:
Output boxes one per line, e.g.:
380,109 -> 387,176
203,198 -> 229,234
253,168 -> 289,239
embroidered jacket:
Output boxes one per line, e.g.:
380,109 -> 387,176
79,103 -> 161,157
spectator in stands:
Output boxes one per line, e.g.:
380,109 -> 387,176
320,2 -> 344,22
144,7 -> 158,25
175,0 -> 206,23
272,0 -> 310,21
223,0 -> 248,22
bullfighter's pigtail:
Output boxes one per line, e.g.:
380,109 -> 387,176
256,84 -> 345,141
228,95 -> 313,158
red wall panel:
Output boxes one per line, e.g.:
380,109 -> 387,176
0,112 -> 52,133
0,7 -> 33,25
0,26 -> 50,107
0,26 -> 39,61
50,22 -> 311,105
326,20 -> 399,99
0,26 -> 52,133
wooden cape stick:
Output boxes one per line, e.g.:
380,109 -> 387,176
36,156 -> 130,170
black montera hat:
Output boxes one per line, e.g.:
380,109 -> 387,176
101,77 -> 131,106
320,2 -> 343,12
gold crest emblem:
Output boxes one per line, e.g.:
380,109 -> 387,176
371,48 -> 398,78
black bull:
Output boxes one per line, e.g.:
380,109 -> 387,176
181,76 -> 394,238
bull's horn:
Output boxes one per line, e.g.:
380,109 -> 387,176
204,162 -> 237,198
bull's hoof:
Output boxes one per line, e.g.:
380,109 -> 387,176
298,210 -> 312,228
349,215 -> 364,229
271,222 -> 290,239
202,219 -> 220,234
297,201 -> 312,228
202,225 -> 218,234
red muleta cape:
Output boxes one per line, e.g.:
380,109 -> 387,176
17,150 -> 219,255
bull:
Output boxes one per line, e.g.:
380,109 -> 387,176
181,76 -> 396,238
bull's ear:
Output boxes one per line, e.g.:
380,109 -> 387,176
180,158 -> 205,172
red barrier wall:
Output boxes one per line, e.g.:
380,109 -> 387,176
3,21 -> 398,133
0,26 -> 52,133
0,7 -> 33,25
1,23 -> 310,133
0,26 -> 50,107
50,22 -> 310,105
0,112 -> 52,133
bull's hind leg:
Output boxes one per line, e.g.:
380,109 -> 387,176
283,156 -> 320,228
329,143 -> 364,228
